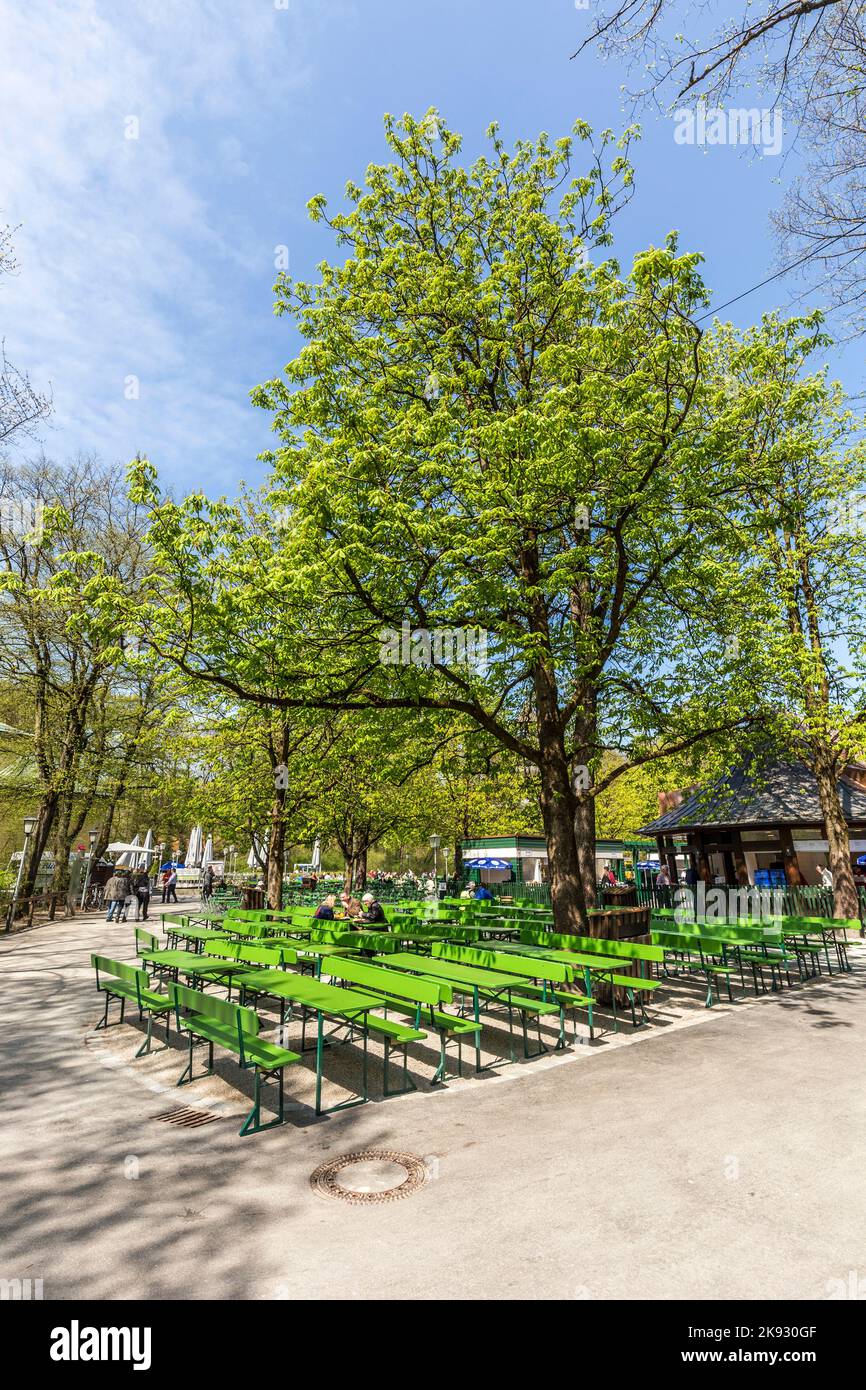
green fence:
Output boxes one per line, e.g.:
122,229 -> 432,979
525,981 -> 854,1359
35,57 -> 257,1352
635,882 -> 865,923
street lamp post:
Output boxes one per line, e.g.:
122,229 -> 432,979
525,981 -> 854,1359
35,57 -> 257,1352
6,814 -> 37,932
80,828 -> 98,909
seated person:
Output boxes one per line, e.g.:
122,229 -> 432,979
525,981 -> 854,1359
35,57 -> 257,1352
340,889 -> 363,918
473,883 -> 494,901
314,893 -> 337,920
359,892 -> 385,924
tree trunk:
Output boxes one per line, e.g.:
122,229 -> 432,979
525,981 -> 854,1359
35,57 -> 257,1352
343,828 -> 356,890
21,791 -> 60,900
573,790 -> 598,928
354,841 -> 368,893
537,719 -> 587,932
266,805 -> 285,910
814,755 -> 859,920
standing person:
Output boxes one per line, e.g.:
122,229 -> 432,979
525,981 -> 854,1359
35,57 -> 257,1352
133,868 -> 151,922
656,866 -> 671,888
119,870 -> 135,923
202,865 -> 215,902
166,866 -> 179,903
104,869 -> 127,922
160,867 -> 171,904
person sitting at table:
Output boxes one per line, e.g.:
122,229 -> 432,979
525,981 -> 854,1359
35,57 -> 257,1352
473,883 -> 494,901
339,889 -> 363,918
359,892 -> 385,925
314,893 -> 337,920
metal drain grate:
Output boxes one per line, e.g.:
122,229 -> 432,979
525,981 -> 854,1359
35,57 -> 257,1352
309,1149 -> 428,1204
153,1106 -> 221,1129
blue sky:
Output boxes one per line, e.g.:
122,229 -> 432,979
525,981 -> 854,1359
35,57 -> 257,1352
0,0 -> 854,495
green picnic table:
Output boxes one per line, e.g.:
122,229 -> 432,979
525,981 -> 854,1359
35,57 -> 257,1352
172,925 -> 234,950
377,951 -> 571,1063
261,923 -> 313,939
235,971 -> 393,1114
257,938 -> 359,972
140,948 -> 255,990
184,907 -> 228,926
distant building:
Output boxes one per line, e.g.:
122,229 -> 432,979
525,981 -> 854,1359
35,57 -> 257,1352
460,834 -> 657,885
640,758 -> 866,887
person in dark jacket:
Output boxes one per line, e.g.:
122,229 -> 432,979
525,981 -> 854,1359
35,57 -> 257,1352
133,869 -> 151,921
314,893 -> 336,920
104,871 -> 127,922
360,892 -> 385,924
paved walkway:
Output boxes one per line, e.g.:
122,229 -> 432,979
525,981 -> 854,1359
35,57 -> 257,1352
1,908 -> 864,1300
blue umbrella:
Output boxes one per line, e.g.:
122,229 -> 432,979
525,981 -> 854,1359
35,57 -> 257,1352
466,857 -> 512,869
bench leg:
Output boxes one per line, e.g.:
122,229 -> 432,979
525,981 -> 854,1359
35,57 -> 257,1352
94,992 -> 112,1031
240,1068 -> 286,1136
315,1014 -> 370,1116
135,1011 -> 170,1058
177,1031 -> 195,1085
383,1038 -> 417,1098
431,1033 -> 447,1085
520,1011 -> 548,1060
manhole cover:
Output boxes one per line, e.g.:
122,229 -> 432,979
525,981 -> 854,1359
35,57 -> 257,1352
309,1149 -> 428,1204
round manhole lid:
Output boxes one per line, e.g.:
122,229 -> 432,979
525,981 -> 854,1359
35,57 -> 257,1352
310,1149 -> 428,1204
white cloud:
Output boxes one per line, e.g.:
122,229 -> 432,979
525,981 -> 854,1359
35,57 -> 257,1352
0,0 -> 315,490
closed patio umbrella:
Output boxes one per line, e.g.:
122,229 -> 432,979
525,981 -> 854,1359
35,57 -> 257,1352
115,834 -> 140,867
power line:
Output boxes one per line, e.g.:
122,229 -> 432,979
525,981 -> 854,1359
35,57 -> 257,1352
695,219 -> 866,324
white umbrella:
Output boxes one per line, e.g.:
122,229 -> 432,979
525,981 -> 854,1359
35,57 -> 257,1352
187,825 -> 203,868
247,831 -> 268,869
115,833 -> 140,867
138,829 -> 154,869
202,835 -> 213,868
311,837 -> 321,872
533,857 -> 543,884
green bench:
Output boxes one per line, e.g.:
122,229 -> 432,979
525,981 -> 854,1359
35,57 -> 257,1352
648,929 -> 740,1004
320,954 -> 481,1086
91,954 -> 173,1057
169,982 -> 301,1136
654,921 -> 796,993
429,942 -> 576,1055
517,929 -> 662,1027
